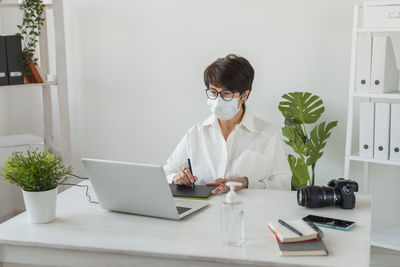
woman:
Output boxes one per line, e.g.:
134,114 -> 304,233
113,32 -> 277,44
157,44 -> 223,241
164,54 -> 291,194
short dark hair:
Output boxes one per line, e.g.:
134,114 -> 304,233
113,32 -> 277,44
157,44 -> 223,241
204,54 -> 255,94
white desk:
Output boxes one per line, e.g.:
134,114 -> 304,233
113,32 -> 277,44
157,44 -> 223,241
0,182 -> 371,267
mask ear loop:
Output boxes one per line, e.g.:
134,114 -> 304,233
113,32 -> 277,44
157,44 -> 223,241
240,90 -> 251,109
239,92 -> 246,107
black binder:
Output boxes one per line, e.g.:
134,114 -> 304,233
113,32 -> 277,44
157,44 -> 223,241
169,184 -> 217,199
5,35 -> 24,85
0,36 -> 8,85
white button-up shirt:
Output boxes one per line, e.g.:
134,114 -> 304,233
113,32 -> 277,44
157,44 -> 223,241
163,109 -> 292,190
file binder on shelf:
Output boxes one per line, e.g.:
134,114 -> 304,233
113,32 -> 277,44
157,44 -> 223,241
374,103 -> 391,160
361,1 -> 400,28
390,104 -> 400,161
355,34 -> 372,93
5,35 -> 24,85
0,36 -> 8,85
359,102 -> 375,158
370,36 -> 399,94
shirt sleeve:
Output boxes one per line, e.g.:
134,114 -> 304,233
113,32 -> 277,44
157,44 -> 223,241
247,131 -> 292,190
163,132 -> 189,183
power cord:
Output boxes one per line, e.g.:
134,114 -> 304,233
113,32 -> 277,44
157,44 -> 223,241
68,173 -> 89,180
59,173 -> 99,204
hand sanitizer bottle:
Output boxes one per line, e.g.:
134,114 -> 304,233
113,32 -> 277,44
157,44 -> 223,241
220,182 -> 244,246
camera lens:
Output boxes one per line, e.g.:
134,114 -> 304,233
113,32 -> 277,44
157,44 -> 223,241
297,186 -> 340,208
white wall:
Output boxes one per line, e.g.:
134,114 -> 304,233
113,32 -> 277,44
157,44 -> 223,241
64,0 -> 356,167
1,0 -> 399,227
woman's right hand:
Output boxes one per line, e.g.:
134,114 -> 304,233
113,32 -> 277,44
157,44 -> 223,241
172,168 -> 197,186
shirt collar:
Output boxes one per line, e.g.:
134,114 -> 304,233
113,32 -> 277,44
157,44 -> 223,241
239,108 -> 255,133
201,108 -> 255,133
201,114 -> 217,127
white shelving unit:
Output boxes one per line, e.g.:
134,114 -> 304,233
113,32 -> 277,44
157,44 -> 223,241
353,91 -> 400,99
344,4 -> 400,251
0,0 -> 71,164
356,28 -> 400,32
0,81 -> 57,89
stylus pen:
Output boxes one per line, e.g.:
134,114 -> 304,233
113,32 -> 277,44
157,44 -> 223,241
278,219 -> 303,236
187,158 -> 195,188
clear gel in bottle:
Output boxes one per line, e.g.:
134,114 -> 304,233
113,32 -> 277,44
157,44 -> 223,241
220,181 -> 244,246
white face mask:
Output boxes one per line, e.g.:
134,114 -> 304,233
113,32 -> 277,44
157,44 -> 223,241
207,96 -> 241,121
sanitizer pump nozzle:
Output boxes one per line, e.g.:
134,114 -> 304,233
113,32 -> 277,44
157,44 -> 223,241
220,181 -> 244,246
225,182 -> 242,203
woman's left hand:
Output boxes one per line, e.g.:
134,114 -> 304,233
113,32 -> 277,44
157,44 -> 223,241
206,177 -> 248,195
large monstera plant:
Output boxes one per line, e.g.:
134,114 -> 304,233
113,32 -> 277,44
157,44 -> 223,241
278,92 -> 338,190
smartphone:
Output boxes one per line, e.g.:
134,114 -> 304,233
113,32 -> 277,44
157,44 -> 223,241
303,215 -> 355,231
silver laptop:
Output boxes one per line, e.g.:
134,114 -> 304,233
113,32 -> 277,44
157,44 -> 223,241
81,158 -> 208,220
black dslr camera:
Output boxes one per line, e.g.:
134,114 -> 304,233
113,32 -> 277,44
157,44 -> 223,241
297,178 -> 359,209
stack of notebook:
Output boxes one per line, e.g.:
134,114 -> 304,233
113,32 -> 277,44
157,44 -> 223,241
268,219 -> 329,256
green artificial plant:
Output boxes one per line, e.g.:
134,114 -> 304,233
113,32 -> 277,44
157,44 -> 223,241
16,0 -> 45,71
278,92 -> 338,190
0,148 -> 72,192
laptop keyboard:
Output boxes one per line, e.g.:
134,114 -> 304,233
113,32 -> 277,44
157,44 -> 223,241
176,206 -> 191,215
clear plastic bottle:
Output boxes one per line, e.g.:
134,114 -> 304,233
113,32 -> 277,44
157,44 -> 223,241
220,182 -> 244,246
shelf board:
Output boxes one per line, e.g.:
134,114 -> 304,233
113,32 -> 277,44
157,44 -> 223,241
371,225 -> 400,251
0,81 -> 57,89
0,134 -> 43,148
346,154 -> 400,167
353,91 -> 400,99
356,28 -> 400,32
0,0 -> 53,8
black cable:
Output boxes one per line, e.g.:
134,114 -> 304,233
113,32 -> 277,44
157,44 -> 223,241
59,173 -> 89,184
59,173 -> 97,204
59,183 -> 99,204
68,173 -> 89,180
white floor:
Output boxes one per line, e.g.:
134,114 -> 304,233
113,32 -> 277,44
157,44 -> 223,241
2,246 -> 400,267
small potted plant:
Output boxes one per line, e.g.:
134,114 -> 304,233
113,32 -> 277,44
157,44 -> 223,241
0,148 -> 71,223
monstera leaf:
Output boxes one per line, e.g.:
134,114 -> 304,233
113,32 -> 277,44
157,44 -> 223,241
306,121 -> 338,166
284,118 -> 307,143
278,92 -> 325,124
282,126 -> 307,155
287,155 -> 310,190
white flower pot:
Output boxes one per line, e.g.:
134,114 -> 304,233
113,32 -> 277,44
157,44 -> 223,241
22,187 -> 57,224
